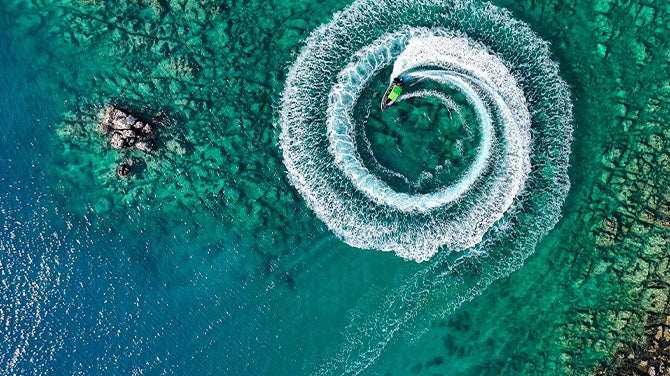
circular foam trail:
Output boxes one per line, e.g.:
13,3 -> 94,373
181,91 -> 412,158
280,0 -> 573,372
279,0 -> 572,263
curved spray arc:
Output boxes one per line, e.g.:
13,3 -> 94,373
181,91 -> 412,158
283,25 -> 537,260
279,0 -> 573,372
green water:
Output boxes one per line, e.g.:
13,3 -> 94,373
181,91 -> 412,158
364,85 -> 482,194
1,0 -> 668,374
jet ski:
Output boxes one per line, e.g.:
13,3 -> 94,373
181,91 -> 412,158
381,77 -> 404,111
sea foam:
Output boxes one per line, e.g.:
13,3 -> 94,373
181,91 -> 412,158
280,0 -> 572,260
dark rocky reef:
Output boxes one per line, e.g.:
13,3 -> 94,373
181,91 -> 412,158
593,313 -> 670,376
100,105 -> 156,153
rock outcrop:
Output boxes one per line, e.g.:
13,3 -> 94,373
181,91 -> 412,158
100,105 -> 155,153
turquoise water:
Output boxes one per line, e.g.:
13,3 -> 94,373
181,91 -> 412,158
1,0 -> 669,375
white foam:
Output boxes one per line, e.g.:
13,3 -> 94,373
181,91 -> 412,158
282,25 -> 537,261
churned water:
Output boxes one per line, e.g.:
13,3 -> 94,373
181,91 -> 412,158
1,0 -> 668,375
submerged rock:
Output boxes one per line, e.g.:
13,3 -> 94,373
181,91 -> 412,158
100,105 -> 156,153
116,158 -> 145,178
116,161 -> 131,178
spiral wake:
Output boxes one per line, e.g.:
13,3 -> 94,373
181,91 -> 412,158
280,0 -> 572,372
280,0 -> 572,261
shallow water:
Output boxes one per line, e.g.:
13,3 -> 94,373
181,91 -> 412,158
1,0 -> 669,375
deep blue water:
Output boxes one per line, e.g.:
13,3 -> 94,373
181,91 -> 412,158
0,43 -> 408,372
0,32 -> 243,374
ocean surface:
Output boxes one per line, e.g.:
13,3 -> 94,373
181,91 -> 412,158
1,0 -> 668,375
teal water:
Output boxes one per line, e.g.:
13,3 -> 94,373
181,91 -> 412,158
1,0 -> 669,375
